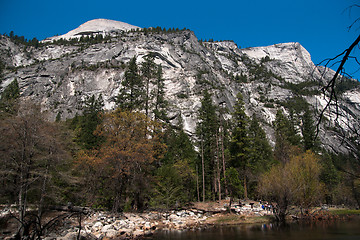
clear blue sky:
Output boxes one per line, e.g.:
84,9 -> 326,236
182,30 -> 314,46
1,0 -> 359,78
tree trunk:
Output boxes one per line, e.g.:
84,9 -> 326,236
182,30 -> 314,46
220,120 -> 227,196
243,175 -> 248,199
154,83 -> 159,121
145,77 -> 150,117
112,178 -> 124,212
216,132 -> 221,202
201,140 -> 205,202
18,172 -> 25,232
213,173 -> 216,202
38,165 -> 49,217
196,165 -> 200,202
275,197 -> 288,224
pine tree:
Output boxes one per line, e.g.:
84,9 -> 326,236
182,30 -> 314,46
301,106 -> 318,151
76,94 -> 104,149
141,53 -> 156,116
248,114 -> 274,173
155,121 -> 198,206
229,92 -> 249,198
162,121 -> 197,166
247,114 -> 274,197
196,90 -> 218,201
273,109 -> 301,163
218,104 -> 231,197
151,65 -> 168,121
288,109 -> 302,146
116,56 -> 144,111
225,167 -> 244,207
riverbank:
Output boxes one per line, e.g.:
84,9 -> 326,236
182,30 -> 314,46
0,200 -> 273,239
2,202 -> 358,239
58,200 -> 273,239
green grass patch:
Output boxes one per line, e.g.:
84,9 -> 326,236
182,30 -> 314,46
214,214 -> 272,224
329,209 -> 360,215
215,215 -> 245,223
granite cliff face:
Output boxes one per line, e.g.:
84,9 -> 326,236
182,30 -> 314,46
1,19 -> 359,153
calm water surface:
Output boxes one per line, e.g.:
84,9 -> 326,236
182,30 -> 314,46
151,219 -> 360,240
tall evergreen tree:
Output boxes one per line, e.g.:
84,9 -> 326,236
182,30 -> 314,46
218,104 -> 231,197
301,106 -> 318,151
76,94 -> 104,149
151,65 -> 168,121
229,93 -> 250,198
196,90 -> 218,201
273,109 -> 301,163
287,109 -> 302,146
116,56 -> 144,111
247,114 -> 274,197
154,120 -> 198,206
162,121 -> 197,166
141,54 -> 156,116
248,114 -> 274,168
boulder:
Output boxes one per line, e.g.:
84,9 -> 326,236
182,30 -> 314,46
92,221 -> 103,231
104,229 -> 118,238
144,222 -> 151,230
132,229 -> 144,238
169,214 -> 178,221
101,224 -> 114,233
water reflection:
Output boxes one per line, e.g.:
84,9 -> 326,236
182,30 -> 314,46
151,219 -> 360,240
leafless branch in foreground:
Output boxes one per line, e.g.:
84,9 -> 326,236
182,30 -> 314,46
315,33 -> 360,139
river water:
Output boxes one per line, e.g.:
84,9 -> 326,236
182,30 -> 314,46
151,219 -> 360,240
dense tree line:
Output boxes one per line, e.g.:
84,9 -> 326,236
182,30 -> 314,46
3,31 -> 40,48
50,34 -> 112,46
1,55 -> 360,240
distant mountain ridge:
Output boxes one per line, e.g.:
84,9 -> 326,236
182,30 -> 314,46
0,19 -> 359,154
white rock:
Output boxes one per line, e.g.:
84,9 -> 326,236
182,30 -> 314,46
92,221 -> 103,231
132,229 -> 144,237
169,214 -> 178,220
101,224 -> 114,233
105,229 -> 118,238
144,222 -> 151,229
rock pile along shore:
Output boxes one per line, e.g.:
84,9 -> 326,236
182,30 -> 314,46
49,202 -> 271,239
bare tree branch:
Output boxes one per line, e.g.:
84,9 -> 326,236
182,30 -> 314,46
345,4 -> 360,31
315,33 -> 360,138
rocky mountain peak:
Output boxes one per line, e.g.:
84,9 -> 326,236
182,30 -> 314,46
243,42 -> 310,60
42,18 -> 141,42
